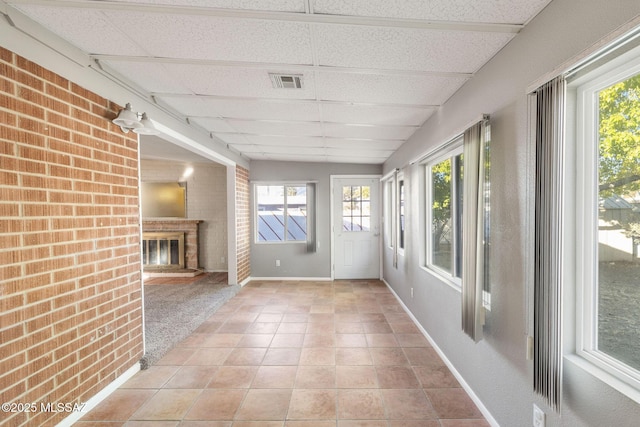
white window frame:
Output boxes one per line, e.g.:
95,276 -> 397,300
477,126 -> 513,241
572,44 -> 640,398
397,173 -> 406,256
254,182 -> 308,244
423,139 -> 464,289
383,177 -> 396,250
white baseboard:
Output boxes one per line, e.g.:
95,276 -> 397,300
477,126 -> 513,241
382,279 -> 499,427
248,276 -> 333,282
56,362 -> 140,427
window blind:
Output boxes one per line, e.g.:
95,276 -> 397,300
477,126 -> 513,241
461,117 -> 489,342
533,76 -> 565,411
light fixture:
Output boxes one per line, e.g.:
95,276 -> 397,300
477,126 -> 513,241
112,103 -> 159,135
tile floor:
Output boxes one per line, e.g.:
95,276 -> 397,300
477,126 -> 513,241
77,280 -> 489,427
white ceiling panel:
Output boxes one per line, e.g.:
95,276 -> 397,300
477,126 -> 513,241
9,0 -> 552,165
101,61 -> 191,94
106,12 -> 313,64
312,0 -> 552,24
158,97 -> 322,121
189,118 -> 237,133
321,104 -> 434,126
317,72 -> 468,105
124,0 -> 305,12
12,6 -> 148,56
315,26 -> 514,73
243,136 -> 325,147
224,120 -> 323,137
158,65 -> 317,99
323,123 -> 417,140
323,139 -> 405,151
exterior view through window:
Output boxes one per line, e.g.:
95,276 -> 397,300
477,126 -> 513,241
597,71 -> 640,371
430,153 -> 463,277
256,185 -> 307,242
343,185 -> 371,231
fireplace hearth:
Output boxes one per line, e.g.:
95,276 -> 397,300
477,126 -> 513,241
142,219 -> 202,277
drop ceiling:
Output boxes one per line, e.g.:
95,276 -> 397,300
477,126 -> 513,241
6,0 -> 553,164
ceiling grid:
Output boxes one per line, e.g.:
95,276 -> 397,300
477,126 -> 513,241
7,0 -> 553,163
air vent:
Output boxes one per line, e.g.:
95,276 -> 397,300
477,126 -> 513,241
269,73 -> 303,89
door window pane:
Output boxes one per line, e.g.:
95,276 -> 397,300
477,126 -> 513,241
342,186 -> 371,232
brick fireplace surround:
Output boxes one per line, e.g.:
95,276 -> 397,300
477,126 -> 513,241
142,219 -> 201,270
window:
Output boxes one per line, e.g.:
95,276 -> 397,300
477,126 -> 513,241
342,185 -> 371,231
425,142 -> 464,282
398,178 -> 406,251
571,42 -> 640,395
255,184 -> 307,242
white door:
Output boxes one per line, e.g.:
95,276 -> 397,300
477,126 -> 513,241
332,177 -> 380,279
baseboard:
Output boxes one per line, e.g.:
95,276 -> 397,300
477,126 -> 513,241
382,278 -> 499,427
56,362 -> 141,427
248,276 -> 333,282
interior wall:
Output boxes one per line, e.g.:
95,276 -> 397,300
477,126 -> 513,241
249,161 -> 381,278
0,47 -> 144,426
381,1 -> 640,426
140,159 -> 228,272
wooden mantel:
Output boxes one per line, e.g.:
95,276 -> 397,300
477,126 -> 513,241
142,219 -> 202,270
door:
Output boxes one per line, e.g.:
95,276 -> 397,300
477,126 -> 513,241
332,177 -> 380,279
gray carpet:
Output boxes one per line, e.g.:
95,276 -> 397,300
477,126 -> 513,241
140,276 -> 240,369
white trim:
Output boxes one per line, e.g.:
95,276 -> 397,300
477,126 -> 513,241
57,362 -> 140,427
247,276 -> 332,281
382,279 -> 498,427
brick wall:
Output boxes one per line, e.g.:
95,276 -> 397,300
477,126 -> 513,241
235,165 -> 251,283
140,159 -> 227,271
0,47 -> 144,426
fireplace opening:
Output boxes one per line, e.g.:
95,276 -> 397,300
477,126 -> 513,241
142,232 -> 185,269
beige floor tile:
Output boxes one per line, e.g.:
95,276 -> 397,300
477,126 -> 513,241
270,333 -> 304,348
381,389 -> 436,419
295,366 -> 336,388
183,389 -> 246,420
207,366 -> 258,389
369,348 -> 409,366
235,389 -> 292,421
80,389 -> 156,421
438,420 -> 491,427
335,334 -> 367,348
375,366 -> 420,389
262,348 -> 301,365
302,333 -> 336,348
163,366 -> 218,389
336,366 -> 378,388
337,389 -> 385,419
121,366 -> 179,389
424,388 -> 484,419
186,348 -> 234,366
287,389 -> 336,420
130,389 -> 201,420
299,347 -> 335,365
413,365 -> 460,388
252,366 -> 297,388
223,347 -> 267,365
335,348 -> 372,366
365,334 -> 399,348
237,334 -> 274,347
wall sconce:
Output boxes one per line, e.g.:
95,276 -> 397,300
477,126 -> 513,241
112,103 -> 160,135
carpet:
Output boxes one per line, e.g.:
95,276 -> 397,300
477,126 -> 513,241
139,275 -> 240,369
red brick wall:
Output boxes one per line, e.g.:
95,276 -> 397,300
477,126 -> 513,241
0,47 -> 144,426
235,165 -> 251,283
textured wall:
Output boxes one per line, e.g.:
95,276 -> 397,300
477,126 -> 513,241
0,47 -> 143,426
236,165 -> 251,283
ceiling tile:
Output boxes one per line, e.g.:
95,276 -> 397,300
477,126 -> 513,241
224,120 -> 323,137
316,72 -> 467,105
322,139 -> 404,151
100,61 -> 191,94
322,123 -> 416,140
158,64 -> 317,99
158,97 -> 322,121
243,135 -> 326,147
312,0 -> 552,24
321,104 -> 434,126
124,0 -> 306,12
12,6 -> 148,56
315,25 -> 514,73
106,12 -> 313,64
189,117 -> 237,133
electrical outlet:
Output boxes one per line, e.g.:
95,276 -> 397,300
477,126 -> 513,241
411,287 -> 414,298
533,404 -> 545,427
275,259 -> 280,267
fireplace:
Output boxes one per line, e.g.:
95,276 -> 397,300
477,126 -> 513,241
142,232 -> 185,268
142,219 -> 202,275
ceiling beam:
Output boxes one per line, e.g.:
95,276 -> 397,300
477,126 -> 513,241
8,0 -> 524,33
92,55 -> 474,79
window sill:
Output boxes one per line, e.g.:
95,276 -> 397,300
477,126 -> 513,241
565,354 -> 640,405
255,241 -> 307,245
420,265 -> 461,292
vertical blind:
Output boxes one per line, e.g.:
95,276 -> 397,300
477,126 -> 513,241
306,182 -> 317,253
533,76 -> 565,411
461,117 -> 490,342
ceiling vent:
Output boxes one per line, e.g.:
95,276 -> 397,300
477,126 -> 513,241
269,73 -> 303,89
